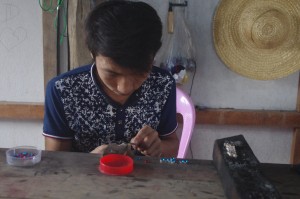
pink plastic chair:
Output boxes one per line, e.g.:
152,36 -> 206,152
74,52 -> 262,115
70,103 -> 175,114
176,87 -> 196,158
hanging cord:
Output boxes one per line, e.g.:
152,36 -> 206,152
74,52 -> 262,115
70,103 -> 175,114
39,0 -> 67,45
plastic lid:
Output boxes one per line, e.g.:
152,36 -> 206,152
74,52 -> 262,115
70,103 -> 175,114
99,154 -> 133,175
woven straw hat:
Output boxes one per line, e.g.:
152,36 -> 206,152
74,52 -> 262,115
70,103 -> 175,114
213,0 -> 300,80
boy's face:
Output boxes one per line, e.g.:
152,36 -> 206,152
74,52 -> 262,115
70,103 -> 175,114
95,54 -> 151,104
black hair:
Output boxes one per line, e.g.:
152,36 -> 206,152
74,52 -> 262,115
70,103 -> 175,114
85,0 -> 162,72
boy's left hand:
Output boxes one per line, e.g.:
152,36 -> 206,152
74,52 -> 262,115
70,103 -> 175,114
130,125 -> 161,157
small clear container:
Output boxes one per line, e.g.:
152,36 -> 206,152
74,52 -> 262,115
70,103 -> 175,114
6,146 -> 42,167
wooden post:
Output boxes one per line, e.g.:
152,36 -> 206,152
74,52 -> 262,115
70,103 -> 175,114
68,0 -> 92,69
290,72 -> 300,164
291,129 -> 300,164
42,0 -> 58,91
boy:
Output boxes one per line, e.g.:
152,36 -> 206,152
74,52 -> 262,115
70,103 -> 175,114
43,0 -> 179,157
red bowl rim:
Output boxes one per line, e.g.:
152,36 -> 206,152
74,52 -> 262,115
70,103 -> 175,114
99,154 -> 133,175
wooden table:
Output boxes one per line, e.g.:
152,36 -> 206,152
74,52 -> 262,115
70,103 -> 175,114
0,149 -> 299,199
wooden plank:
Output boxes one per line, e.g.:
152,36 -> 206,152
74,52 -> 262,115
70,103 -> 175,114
196,108 -> 300,128
0,102 -> 44,120
42,0 -> 58,91
1,102 -> 300,128
0,149 -> 225,199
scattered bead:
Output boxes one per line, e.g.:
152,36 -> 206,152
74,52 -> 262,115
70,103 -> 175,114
135,157 -> 142,160
134,156 -> 188,165
159,157 -> 188,164
179,159 -> 189,164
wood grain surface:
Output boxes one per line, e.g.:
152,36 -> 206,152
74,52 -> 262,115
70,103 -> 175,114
0,149 -> 224,199
0,149 -> 299,199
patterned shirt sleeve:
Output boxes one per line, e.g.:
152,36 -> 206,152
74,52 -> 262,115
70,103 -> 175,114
43,78 -> 73,139
157,78 -> 178,136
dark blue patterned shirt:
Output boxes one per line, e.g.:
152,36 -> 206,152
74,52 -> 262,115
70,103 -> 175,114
43,64 -> 177,152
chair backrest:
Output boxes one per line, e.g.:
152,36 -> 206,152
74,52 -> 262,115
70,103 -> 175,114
176,87 -> 196,159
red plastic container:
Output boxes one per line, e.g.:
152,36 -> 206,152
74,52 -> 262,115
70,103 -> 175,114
99,154 -> 133,175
